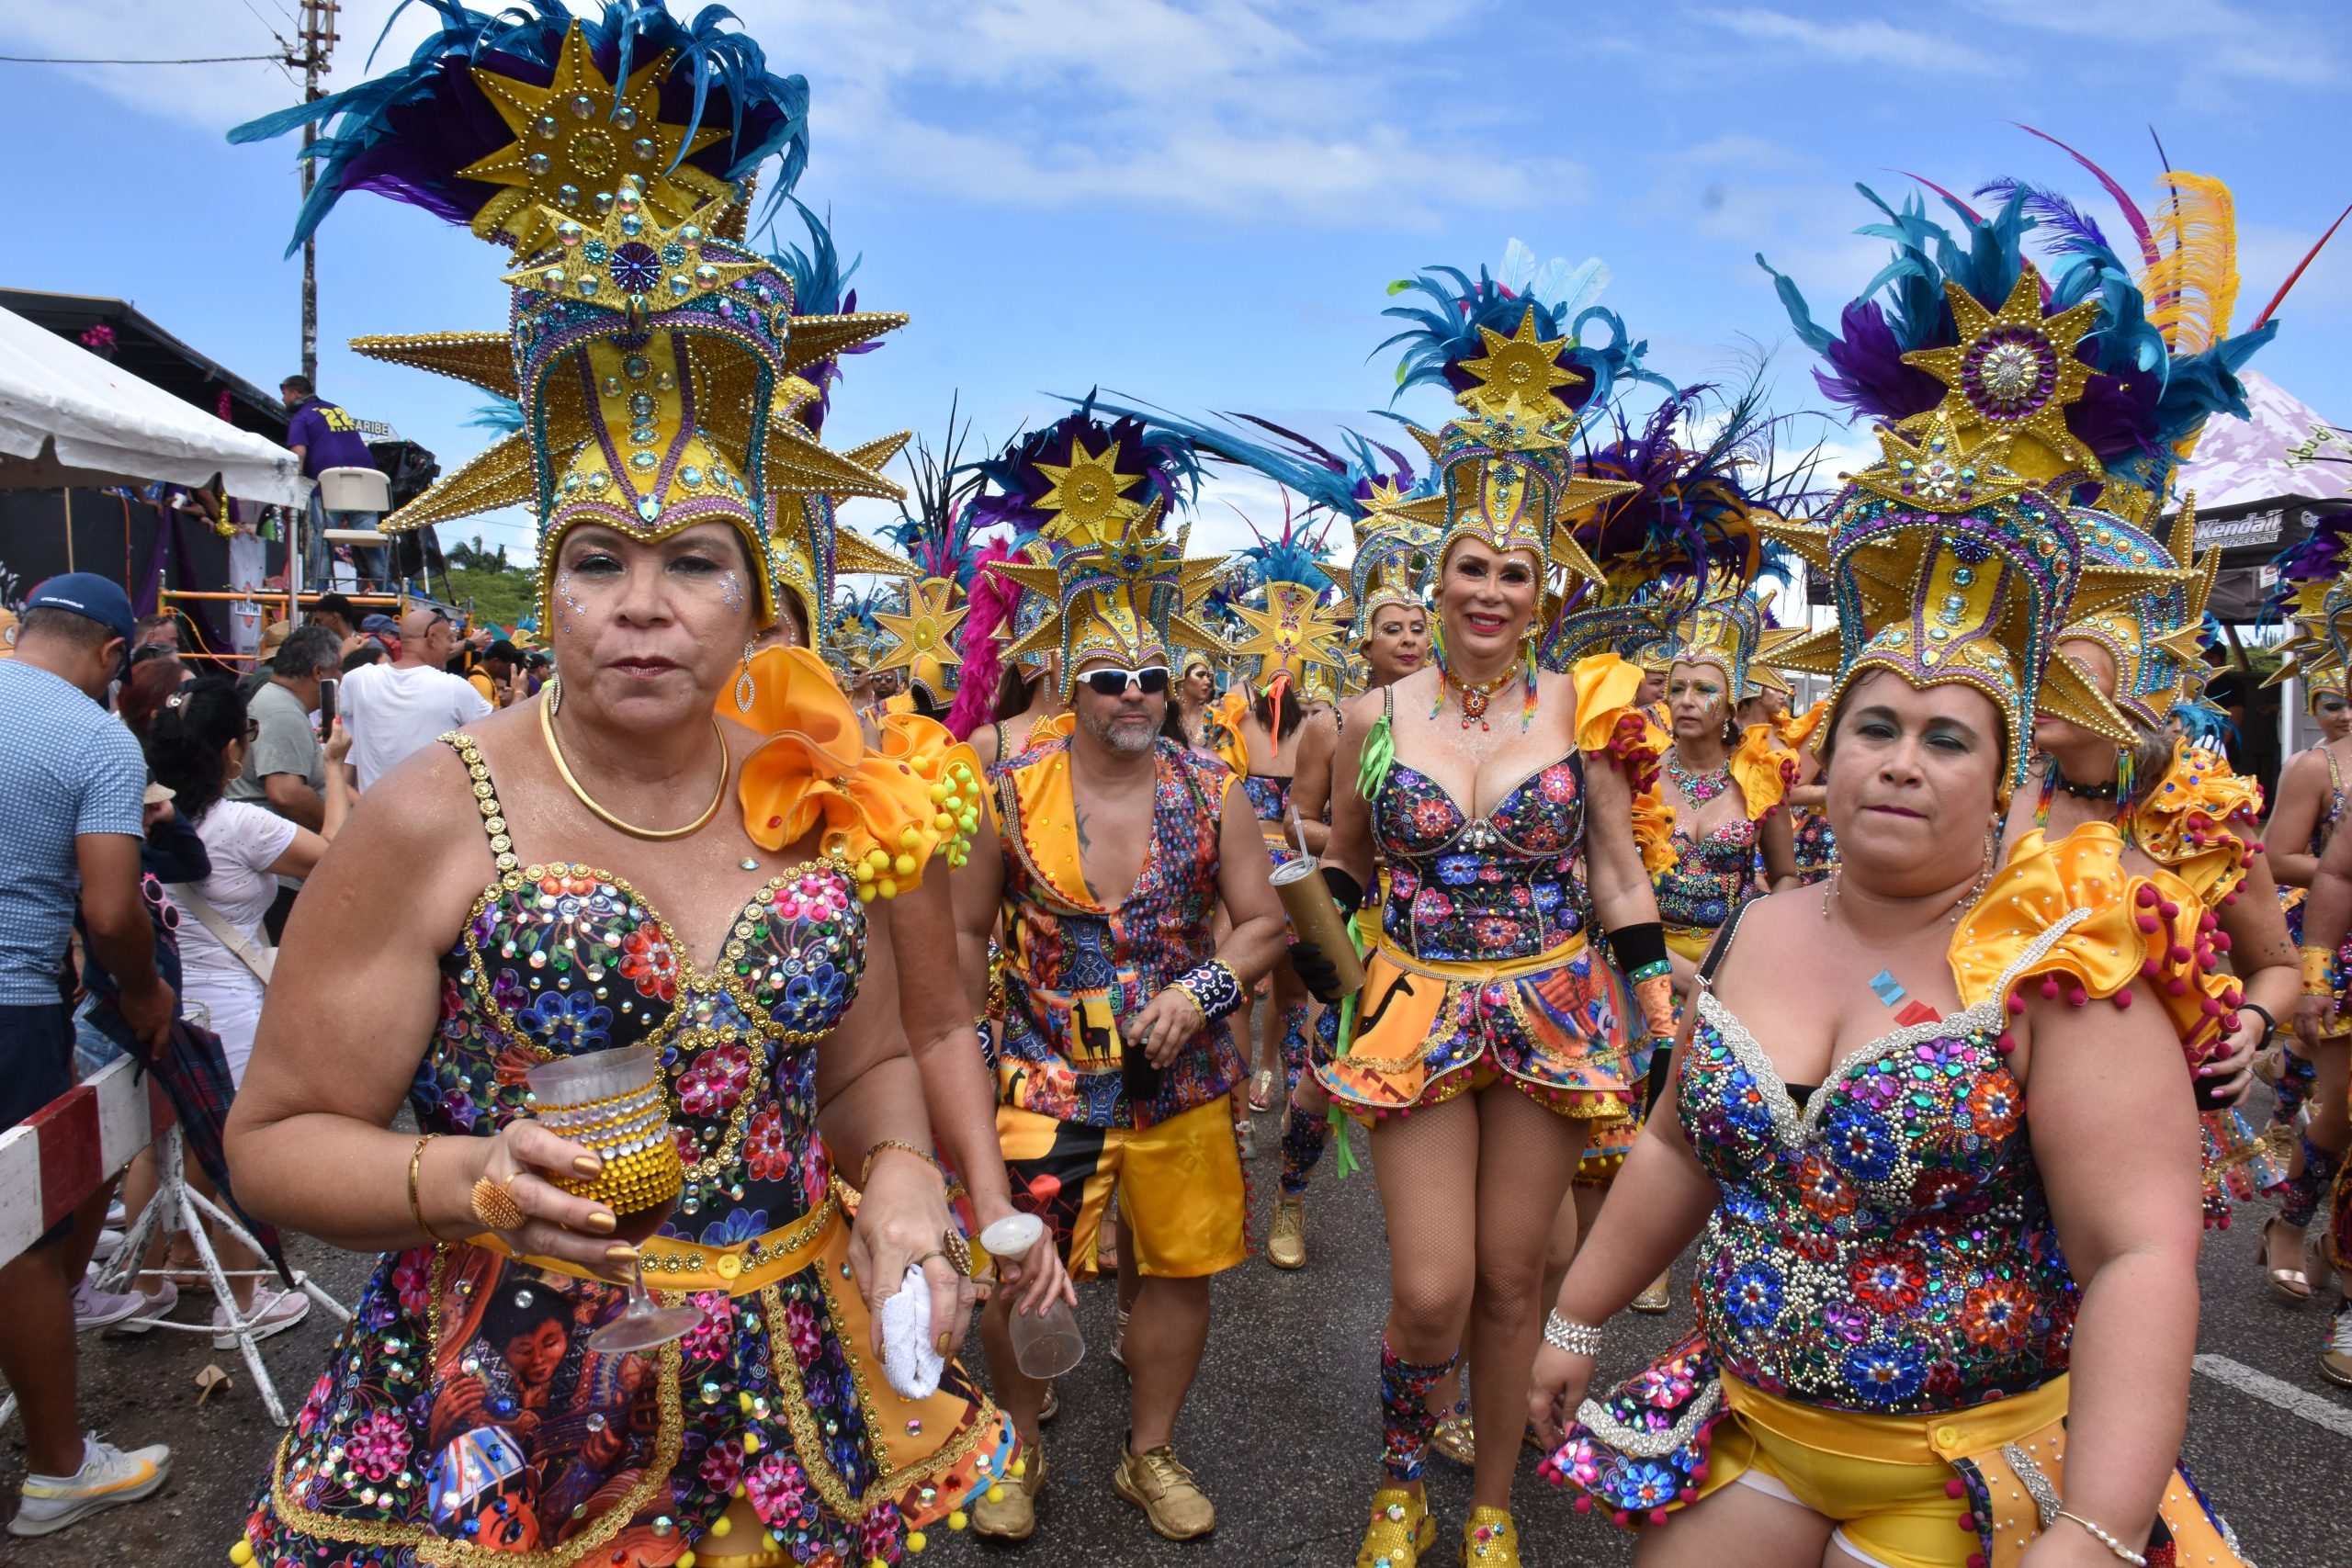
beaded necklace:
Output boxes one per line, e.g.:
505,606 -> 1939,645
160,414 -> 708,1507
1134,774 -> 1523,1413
1431,648 -> 1537,733
1665,744 -> 1734,806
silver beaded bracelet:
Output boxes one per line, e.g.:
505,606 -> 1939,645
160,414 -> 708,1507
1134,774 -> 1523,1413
2054,1510 -> 2146,1566
1542,1311 -> 1603,1357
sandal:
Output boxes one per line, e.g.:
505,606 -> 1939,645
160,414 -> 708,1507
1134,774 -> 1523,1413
2257,1214 -> 2313,1303
1249,1068 -> 1277,1113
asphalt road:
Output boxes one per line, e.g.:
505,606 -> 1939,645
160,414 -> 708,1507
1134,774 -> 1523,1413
5,1081 -> 2347,1567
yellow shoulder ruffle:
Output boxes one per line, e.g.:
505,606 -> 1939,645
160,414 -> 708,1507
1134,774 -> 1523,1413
1730,723 -> 1794,820
731,647 -> 984,900
1570,654 -> 1675,872
1777,697 -> 1828,754
2132,739 -> 2264,907
1951,824 -> 2237,1072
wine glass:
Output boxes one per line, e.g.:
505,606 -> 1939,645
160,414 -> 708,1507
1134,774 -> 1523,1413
525,1046 -> 706,1352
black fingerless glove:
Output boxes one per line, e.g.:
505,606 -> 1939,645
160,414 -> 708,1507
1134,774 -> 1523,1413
1320,865 -> 1365,913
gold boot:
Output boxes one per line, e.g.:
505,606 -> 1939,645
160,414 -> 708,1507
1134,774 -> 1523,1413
970,1441 -> 1045,1540
1460,1506 -> 1520,1566
1356,1486 -> 1435,1568
1267,1195 -> 1307,1269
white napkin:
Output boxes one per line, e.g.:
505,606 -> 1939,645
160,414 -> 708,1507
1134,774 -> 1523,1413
878,1262 -> 944,1399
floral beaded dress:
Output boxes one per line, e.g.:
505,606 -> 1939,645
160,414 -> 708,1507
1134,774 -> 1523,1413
1544,837 -> 2248,1567
242,734 -> 1010,1568
1315,667 -> 1649,1124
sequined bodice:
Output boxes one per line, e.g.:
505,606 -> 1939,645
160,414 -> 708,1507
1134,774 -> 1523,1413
1655,816 -> 1759,931
1241,773 -> 1292,828
1678,932 -> 2075,1414
1372,754 -> 1586,963
412,740 -> 867,1244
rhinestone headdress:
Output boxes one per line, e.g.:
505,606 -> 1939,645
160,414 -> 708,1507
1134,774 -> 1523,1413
232,6 -> 903,633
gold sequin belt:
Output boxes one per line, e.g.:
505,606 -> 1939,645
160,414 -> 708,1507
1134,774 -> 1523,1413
467,1193 -> 841,1297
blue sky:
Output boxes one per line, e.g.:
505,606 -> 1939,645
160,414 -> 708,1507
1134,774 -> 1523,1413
5,0 -> 2346,564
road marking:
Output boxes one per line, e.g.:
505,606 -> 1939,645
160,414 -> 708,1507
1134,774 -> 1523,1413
2193,1352 -> 2352,1438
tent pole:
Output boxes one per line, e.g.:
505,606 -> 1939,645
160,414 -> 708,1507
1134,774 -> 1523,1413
62,486 -> 73,571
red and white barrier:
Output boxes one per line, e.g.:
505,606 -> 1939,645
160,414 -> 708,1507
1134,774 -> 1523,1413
0,1055 -> 173,1268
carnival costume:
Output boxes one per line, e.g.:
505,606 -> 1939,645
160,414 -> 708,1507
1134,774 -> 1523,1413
1273,265 -> 1680,1563
227,10 -> 1010,1564
1547,187 -> 2249,1568
967,412 -> 1248,1283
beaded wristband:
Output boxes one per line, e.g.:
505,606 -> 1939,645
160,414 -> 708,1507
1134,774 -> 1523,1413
858,1138 -> 943,1190
407,1134 -> 448,1244
2301,944 -> 2335,996
1542,1311 -> 1604,1357
2053,1510 -> 2146,1566
1625,959 -> 1673,985
1171,960 -> 1246,1029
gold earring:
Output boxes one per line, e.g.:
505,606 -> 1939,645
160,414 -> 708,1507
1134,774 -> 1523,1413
548,676 -> 561,717
734,641 -> 757,714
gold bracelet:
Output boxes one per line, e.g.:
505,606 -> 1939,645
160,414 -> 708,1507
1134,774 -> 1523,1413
407,1134 -> 448,1244
2301,944 -> 2335,996
858,1138 -> 942,1190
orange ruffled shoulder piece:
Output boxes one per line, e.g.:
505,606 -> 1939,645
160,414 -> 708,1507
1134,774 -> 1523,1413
1570,654 -> 1675,873
1951,824 -> 2242,1073
1776,696 -> 1828,754
1730,723 -> 1795,821
2132,739 -> 2264,908
729,647 -> 985,900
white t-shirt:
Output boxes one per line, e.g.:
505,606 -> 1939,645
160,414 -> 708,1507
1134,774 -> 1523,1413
343,660 -> 493,790
175,802 -> 300,1080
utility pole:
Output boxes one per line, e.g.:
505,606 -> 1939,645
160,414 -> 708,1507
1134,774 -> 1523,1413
292,0 -> 338,388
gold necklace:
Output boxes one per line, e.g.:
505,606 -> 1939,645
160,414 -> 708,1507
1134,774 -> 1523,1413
539,689 -> 729,840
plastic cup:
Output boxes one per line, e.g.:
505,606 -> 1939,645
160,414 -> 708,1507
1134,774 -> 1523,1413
980,1213 -> 1086,1379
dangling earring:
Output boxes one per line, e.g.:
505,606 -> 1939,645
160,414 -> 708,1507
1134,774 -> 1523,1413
548,676 -> 562,717
734,640 -> 757,715
2113,743 -> 2135,813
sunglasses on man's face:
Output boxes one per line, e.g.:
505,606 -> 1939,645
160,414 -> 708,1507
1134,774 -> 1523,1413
1080,665 -> 1170,698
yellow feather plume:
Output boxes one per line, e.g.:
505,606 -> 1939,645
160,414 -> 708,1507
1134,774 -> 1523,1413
2143,170 -> 2240,358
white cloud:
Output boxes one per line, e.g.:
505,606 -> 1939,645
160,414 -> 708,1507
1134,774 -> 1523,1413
1694,8 -> 1995,73
1958,0 -> 2344,86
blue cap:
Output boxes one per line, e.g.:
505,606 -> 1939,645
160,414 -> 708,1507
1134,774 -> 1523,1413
27,573 -> 136,645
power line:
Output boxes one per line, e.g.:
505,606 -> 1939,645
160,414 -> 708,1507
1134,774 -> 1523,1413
0,51 -> 287,65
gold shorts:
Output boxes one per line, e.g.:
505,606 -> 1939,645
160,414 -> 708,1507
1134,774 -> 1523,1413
995,1098 -> 1248,1280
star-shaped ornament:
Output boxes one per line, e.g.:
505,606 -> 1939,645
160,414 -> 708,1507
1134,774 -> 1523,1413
503,185 -> 769,321
1903,273 -> 2101,489
1034,438 -> 1146,546
459,24 -> 728,256
1459,305 -> 1585,425
1849,409 -> 2030,515
872,578 -> 968,677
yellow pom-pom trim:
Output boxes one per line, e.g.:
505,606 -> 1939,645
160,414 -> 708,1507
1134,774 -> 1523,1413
1010,1456 -> 1027,1479
743,1432 -> 761,1453
229,1541 -> 255,1566
709,1514 -> 732,1537
985,1483 -> 1006,1503
948,1509 -> 969,1531
907,1529 -> 929,1553
679,1553 -> 695,1568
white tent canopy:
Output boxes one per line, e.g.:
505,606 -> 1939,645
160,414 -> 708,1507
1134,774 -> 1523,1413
0,304 -> 305,505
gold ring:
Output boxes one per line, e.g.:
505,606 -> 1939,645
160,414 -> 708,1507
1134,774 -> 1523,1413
470,1175 -> 526,1232
941,1226 -> 974,1278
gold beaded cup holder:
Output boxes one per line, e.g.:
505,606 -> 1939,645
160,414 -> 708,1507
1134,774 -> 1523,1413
524,1045 -> 703,1353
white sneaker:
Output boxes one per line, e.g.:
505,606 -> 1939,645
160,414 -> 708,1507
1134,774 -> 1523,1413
1236,1119 -> 1258,1160
8,1435 -> 171,1536
88,1228 -> 125,1263
71,1277 -> 145,1334
212,1286 -> 310,1350
105,1200 -> 127,1228
108,1278 -> 179,1337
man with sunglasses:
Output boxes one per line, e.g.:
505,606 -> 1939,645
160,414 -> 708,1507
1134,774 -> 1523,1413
954,649 -> 1286,1545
